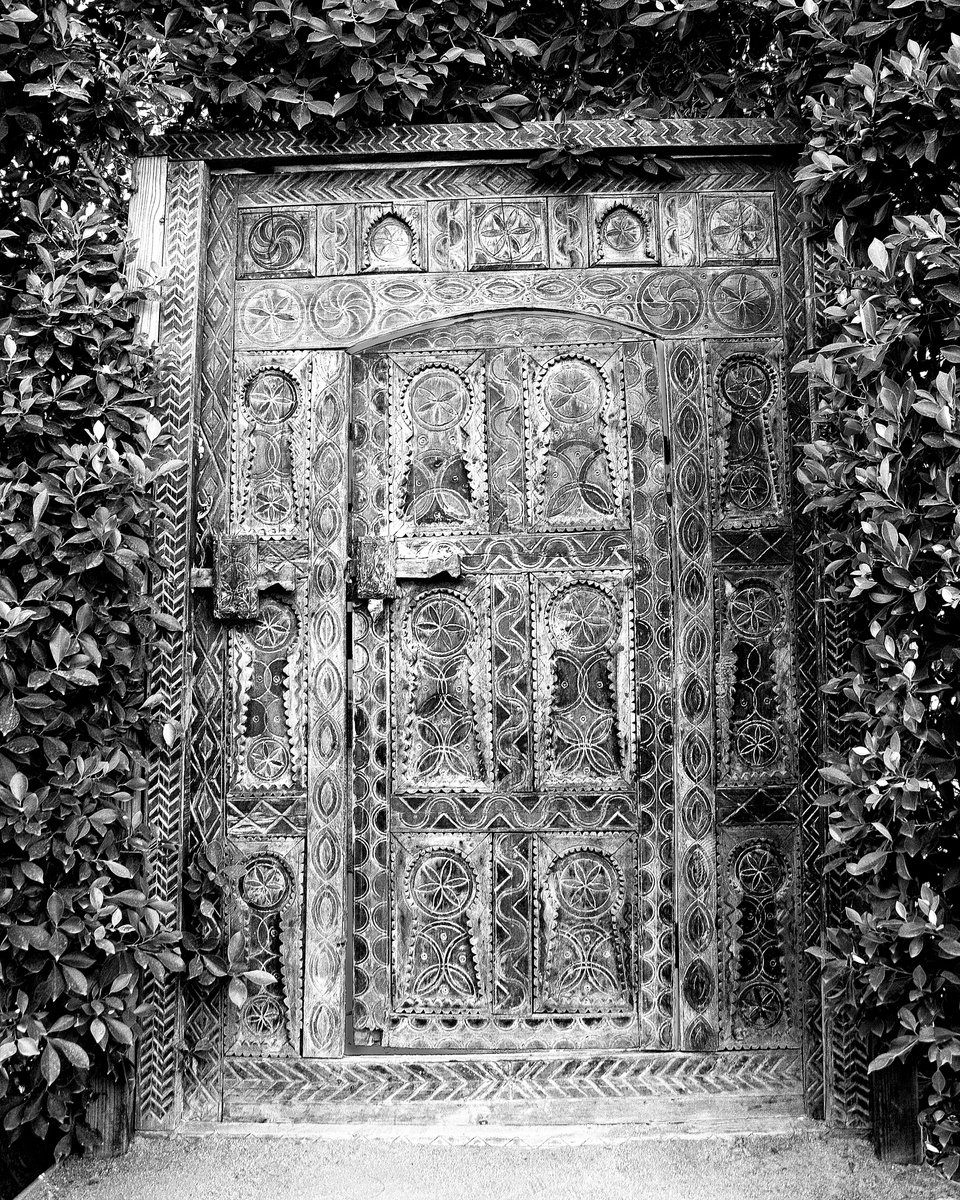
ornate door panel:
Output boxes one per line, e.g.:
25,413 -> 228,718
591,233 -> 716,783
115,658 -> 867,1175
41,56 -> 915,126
172,133 -> 816,1128
351,337 -> 673,1050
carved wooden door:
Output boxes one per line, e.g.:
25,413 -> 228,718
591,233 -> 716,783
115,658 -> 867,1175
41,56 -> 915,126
180,144 -> 810,1124
350,330 -> 674,1050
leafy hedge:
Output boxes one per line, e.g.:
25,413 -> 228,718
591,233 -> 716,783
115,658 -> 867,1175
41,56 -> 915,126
786,1 -> 960,1176
0,0 -> 958,1176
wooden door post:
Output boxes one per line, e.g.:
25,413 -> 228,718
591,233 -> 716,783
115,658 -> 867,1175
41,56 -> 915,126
871,1056 -> 922,1164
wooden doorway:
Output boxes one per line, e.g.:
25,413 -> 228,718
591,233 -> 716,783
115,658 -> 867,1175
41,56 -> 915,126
139,121 -> 825,1129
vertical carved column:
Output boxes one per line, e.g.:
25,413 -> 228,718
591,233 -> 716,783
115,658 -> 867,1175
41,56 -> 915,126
301,351 -> 350,1056
179,174 -> 238,1121
139,158 -> 209,1131
666,342 -> 719,1050
624,341 -> 675,1049
350,355 -> 391,1044
778,171 -> 832,1121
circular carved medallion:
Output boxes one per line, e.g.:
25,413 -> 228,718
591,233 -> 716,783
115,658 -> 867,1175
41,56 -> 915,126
738,982 -> 784,1029
476,205 -> 539,262
246,734 -> 290,783
368,215 -> 414,265
549,585 -> 617,651
408,368 -> 469,431
733,841 -> 787,894
599,206 -> 648,255
240,994 -> 285,1036
245,371 -> 298,423
251,601 -> 297,652
733,719 -> 780,768
240,854 -> 294,912
728,581 -> 782,639
638,272 -> 704,332
240,286 -> 305,344
553,850 -> 621,917
708,198 -> 769,258
409,851 -> 475,917
717,355 -> 774,415
410,593 -> 472,656
726,463 -> 773,512
252,477 -> 294,526
541,358 -> 604,424
708,270 -> 775,332
248,213 -> 305,272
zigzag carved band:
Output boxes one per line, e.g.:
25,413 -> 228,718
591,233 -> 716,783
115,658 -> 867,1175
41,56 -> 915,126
223,1050 -> 802,1114
157,118 -> 801,163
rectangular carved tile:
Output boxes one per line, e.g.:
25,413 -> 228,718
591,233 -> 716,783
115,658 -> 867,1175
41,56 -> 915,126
719,825 -> 799,1050
237,207 -> 316,279
701,192 -> 778,265
226,837 -> 303,1057
532,571 -> 635,792
467,199 -> 548,270
589,196 -> 660,266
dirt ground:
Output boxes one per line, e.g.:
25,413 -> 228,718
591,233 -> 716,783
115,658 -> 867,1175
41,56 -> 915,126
39,1128 -> 959,1200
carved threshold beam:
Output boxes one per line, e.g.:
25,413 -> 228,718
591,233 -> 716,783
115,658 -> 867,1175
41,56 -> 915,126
152,117 -> 802,164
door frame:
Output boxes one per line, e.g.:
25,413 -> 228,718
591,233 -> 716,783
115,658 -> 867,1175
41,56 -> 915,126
131,118 -> 859,1132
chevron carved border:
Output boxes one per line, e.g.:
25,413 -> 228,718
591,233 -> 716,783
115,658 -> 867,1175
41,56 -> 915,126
138,157 -> 209,1132
158,118 -> 801,163
222,1049 -> 802,1119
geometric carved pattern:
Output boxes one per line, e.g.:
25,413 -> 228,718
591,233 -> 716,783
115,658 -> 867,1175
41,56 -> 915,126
237,207 -> 315,279
158,130 -> 827,1131
354,337 -> 668,1051
720,827 -> 798,1050
666,341 -> 719,1053
139,157 -> 208,1132
301,350 -> 350,1057
162,117 -> 802,162
226,839 -> 303,1057
222,1048 -> 804,1122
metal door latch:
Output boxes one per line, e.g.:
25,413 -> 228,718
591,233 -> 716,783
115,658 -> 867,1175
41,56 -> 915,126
191,533 -> 295,620
355,536 -> 462,603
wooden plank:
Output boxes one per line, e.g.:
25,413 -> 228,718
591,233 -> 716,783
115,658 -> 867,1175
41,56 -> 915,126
870,1058 -> 922,1164
126,156 -> 168,344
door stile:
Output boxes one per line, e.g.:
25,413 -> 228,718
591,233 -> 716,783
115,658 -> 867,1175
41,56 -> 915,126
623,340 -> 675,1050
301,350 -> 351,1056
664,339 -> 720,1052
349,353 -> 393,1045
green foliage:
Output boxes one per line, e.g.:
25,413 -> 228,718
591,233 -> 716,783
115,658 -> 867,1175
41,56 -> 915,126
116,0 -> 776,131
783,0 -> 960,1177
0,0 -> 184,1158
